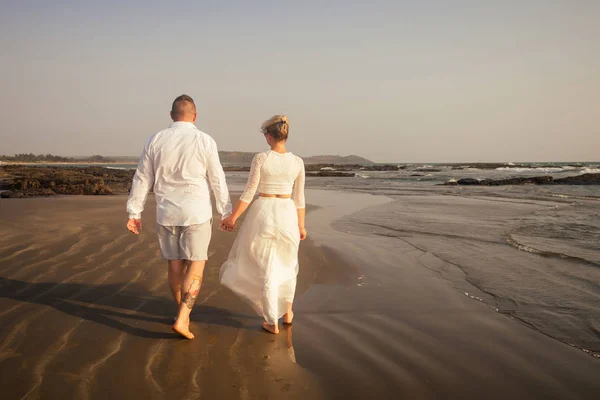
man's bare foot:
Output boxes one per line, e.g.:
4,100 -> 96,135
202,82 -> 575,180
283,311 -> 294,324
173,320 -> 195,339
262,322 -> 279,334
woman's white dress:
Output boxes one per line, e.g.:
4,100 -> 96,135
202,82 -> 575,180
220,151 -> 305,325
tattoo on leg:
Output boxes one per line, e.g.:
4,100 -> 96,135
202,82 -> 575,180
182,276 -> 202,310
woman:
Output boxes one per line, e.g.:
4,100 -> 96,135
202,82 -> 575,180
220,115 -> 306,334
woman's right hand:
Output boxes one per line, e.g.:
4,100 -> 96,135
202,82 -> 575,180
220,216 -> 236,232
299,227 -> 307,240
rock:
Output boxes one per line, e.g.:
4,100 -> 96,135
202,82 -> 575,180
448,173 -> 600,186
1,191 -> 25,198
0,165 -> 134,197
415,168 -> 442,172
306,171 -> 356,177
456,178 -> 481,185
1,189 -> 55,198
554,173 -> 600,185
473,176 -> 553,186
489,176 -> 553,185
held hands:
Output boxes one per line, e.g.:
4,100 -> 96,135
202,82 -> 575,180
127,218 -> 143,235
220,216 -> 237,232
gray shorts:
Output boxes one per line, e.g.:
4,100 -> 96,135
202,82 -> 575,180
157,219 -> 212,261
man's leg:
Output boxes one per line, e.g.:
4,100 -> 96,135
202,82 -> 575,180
157,224 -> 184,314
172,221 -> 211,339
168,259 -> 186,307
172,260 -> 205,339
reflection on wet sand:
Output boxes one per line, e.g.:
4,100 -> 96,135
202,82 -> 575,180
285,325 -> 296,363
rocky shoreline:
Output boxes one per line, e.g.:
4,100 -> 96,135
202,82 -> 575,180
4,165 -> 597,199
445,173 -> 600,186
0,166 -> 134,198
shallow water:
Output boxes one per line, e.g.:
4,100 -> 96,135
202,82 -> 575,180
332,192 -> 599,355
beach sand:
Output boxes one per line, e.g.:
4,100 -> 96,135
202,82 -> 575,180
0,192 -> 599,399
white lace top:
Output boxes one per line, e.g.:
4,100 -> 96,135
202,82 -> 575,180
239,151 -> 306,208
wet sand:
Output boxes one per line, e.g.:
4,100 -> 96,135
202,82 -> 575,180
0,192 -> 599,399
0,195 -> 323,399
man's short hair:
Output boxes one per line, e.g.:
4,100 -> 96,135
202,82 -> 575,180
171,94 -> 196,116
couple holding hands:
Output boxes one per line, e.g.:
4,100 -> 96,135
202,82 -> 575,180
126,95 -> 306,339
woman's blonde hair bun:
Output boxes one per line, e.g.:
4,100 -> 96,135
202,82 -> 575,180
261,115 -> 289,141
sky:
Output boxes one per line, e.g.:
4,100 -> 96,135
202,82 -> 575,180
0,0 -> 598,163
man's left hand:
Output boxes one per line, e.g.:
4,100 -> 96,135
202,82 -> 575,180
127,218 -> 143,235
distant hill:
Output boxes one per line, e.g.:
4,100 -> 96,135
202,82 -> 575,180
4,152 -> 374,166
302,155 -> 373,165
219,152 -> 373,166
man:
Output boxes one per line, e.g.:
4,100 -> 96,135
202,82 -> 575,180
126,94 -> 232,339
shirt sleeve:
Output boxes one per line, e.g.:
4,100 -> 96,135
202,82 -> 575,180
205,139 -> 233,219
292,157 -> 306,209
239,153 -> 265,203
126,139 -> 155,219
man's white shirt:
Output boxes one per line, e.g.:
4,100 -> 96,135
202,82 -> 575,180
127,121 -> 232,226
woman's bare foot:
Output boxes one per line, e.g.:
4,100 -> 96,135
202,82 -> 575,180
173,319 -> 195,339
283,311 -> 294,324
262,322 -> 279,334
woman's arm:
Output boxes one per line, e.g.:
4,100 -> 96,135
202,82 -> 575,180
221,153 -> 264,230
297,208 -> 306,240
293,158 -> 307,240
228,199 -> 250,226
